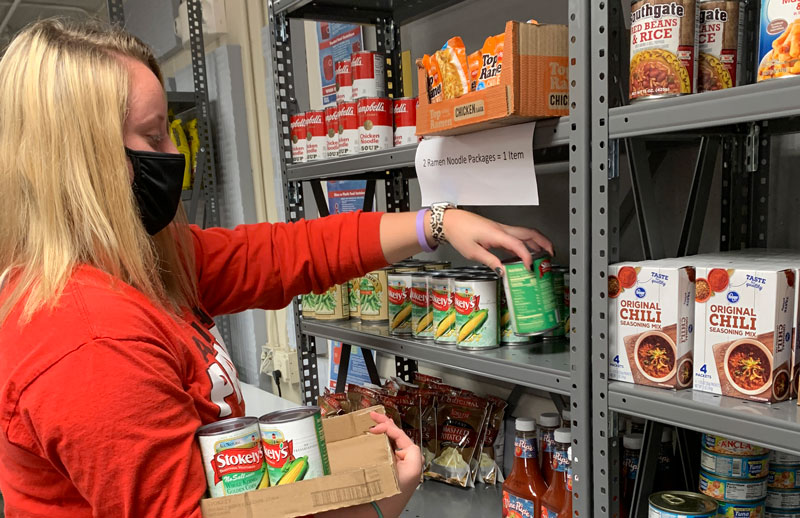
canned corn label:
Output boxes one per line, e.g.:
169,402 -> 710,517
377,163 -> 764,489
503,258 -> 559,336
411,277 -> 434,340
198,421 -> 266,498
716,500 -> 765,518
432,276 -> 456,344
770,466 -> 800,489
767,488 -> 800,510
699,471 -> 768,502
260,411 -> 330,486
700,449 -> 769,479
454,279 -> 498,349
388,274 -> 412,334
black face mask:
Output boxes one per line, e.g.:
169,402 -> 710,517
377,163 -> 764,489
126,147 -> 185,235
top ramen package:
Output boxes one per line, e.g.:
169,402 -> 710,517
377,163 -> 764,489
426,394 -> 489,488
435,36 -> 470,100
469,33 -> 505,91
422,54 -> 444,103
608,260 -> 696,390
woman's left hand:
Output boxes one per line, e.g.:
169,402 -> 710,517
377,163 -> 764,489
368,411 -> 423,493
442,209 -> 554,272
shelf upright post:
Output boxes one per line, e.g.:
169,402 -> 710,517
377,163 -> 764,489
267,1 -> 320,405
106,0 -> 124,26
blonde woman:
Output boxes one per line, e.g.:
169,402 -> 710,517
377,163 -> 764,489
0,19 -> 552,518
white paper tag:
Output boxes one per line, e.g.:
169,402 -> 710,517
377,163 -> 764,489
415,123 -> 539,206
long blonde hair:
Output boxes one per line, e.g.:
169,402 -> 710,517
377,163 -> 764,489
0,19 -> 199,322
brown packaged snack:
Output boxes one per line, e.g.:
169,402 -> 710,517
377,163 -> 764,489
413,372 -> 443,389
478,395 -> 507,484
418,388 -> 438,470
425,394 -> 489,488
380,393 -> 422,444
347,383 -> 382,411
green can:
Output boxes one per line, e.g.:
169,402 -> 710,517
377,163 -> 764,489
454,275 -> 498,350
359,267 -> 391,324
544,266 -> 568,340
348,277 -> 361,319
410,272 -> 434,340
500,287 -> 536,345
431,272 -> 457,345
502,255 -> 560,336
301,293 -> 317,319
388,271 -> 413,335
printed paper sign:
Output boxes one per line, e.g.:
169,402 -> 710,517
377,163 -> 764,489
316,22 -> 362,107
415,122 -> 539,206
327,180 -> 366,214
329,342 -> 375,390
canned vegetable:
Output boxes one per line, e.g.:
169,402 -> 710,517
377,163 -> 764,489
314,284 -> 350,321
259,406 -> 331,486
502,255 -> 560,336
388,271 -> 413,335
197,417 -> 267,497
411,272 -> 434,340
359,267 -> 390,324
432,272 -> 457,345
454,275 -> 498,350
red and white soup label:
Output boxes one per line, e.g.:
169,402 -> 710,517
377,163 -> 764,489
357,97 -> 392,152
324,106 -> 339,158
337,101 -> 359,156
393,97 -> 418,146
289,113 -> 307,164
304,110 -> 328,162
335,58 -> 353,103
351,51 -> 386,99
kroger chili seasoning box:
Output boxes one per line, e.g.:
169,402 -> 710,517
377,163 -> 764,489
608,260 -> 696,390
693,263 -> 795,403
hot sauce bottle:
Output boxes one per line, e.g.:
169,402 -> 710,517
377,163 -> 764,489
558,446 -> 573,518
538,412 -> 561,485
502,417 -> 548,518
540,428 -> 571,518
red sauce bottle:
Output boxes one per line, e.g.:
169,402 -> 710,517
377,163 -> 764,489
502,417 -> 548,518
620,433 -> 643,518
557,446 -> 573,518
538,412 -> 561,486
540,428 -> 571,518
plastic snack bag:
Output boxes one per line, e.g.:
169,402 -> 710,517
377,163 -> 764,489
472,34 -> 504,91
435,36 -> 470,99
422,54 -> 443,103
478,395 -> 507,484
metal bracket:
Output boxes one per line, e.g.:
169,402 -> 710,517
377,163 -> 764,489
608,139 -> 620,180
106,0 -> 124,26
394,356 -> 417,382
383,19 -> 396,52
677,137 -> 720,257
624,139 -> 666,260
276,12 -> 288,43
334,343 -> 351,393
745,123 -> 760,173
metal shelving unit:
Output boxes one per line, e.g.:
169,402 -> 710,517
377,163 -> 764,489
267,0 -> 592,515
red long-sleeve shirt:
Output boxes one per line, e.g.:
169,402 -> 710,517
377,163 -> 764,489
0,211 -> 387,518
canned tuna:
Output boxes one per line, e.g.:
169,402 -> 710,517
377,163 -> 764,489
772,451 -> 800,466
357,97 -> 392,152
767,488 -> 800,510
699,470 -> 768,502
290,113 -> 307,164
716,500 -> 765,518
702,435 -> 769,457
259,407 -> 330,486
337,101 -> 359,156
700,449 -> 770,479
388,271 -> 412,335
324,106 -> 339,158
770,466 -> 800,490
393,97 -> 417,146
648,491 -> 718,517
454,276 -> 498,350
197,417 -> 267,497
411,272 -> 434,340
351,51 -> 386,98
304,110 -> 327,161
334,58 -> 353,103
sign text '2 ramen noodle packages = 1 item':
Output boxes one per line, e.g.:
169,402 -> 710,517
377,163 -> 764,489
629,0 -> 699,101
693,260 -> 796,403
608,258 -> 696,389
697,0 -> 744,92
435,36 -> 470,100
758,0 -> 800,81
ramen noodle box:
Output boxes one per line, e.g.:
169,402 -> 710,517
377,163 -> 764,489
337,101 -> 359,156
289,113 -> 307,164
357,97 -> 392,152
393,97 -> 417,146
608,262 -> 696,390
425,394 -> 489,488
304,110 -> 327,161
197,417 -> 267,497
758,0 -> 800,81
351,51 -> 386,99
422,54 -> 444,103
259,407 -> 331,487
697,1 -> 744,92
324,106 -> 339,158
629,0 -> 699,101
435,37 -> 470,100
693,265 -> 795,402
334,58 -> 353,103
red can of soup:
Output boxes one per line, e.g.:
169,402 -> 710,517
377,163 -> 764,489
304,110 -> 327,162
289,113 -> 307,164
324,106 -> 339,158
351,51 -> 386,99
335,58 -> 353,103
393,97 -> 417,146
357,97 -> 392,152
337,101 -> 359,156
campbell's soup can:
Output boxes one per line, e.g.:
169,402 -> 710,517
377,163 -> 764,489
337,101 -> 359,156
393,97 -> 417,146
259,407 -> 331,487
324,106 -> 339,158
335,58 -> 353,103
289,113 -> 307,164
197,417 -> 268,497
304,110 -> 327,161
351,51 -> 386,98
357,97 -> 393,152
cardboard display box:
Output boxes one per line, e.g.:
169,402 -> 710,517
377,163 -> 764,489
415,21 -> 568,137
200,406 -> 399,518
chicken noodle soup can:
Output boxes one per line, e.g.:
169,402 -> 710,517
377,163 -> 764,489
502,255 -> 560,336
432,272 -> 457,345
388,271 -> 413,335
767,488 -> 800,510
393,97 -> 417,146
304,110 -> 328,161
314,284 -> 350,321
454,276 -> 498,350
324,106 -> 339,158
289,113 -> 307,164
360,268 -> 390,324
648,491 -> 718,518
716,500 -> 766,518
259,407 -> 331,486
334,58 -> 353,103
351,51 -> 386,98
699,470 -> 768,502
700,449 -> 770,479
770,466 -> 800,489
697,0 -> 744,92
629,0 -> 699,101
197,417 -> 267,498
703,435 -> 769,457
337,101 -> 359,156
357,97 -> 393,152
411,272 -> 434,340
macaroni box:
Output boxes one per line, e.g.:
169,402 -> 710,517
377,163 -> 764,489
608,261 -> 696,390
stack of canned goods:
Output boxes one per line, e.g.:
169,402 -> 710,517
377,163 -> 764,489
196,406 -> 331,498
698,433 -> 770,517
290,50 -> 418,164
767,451 -> 800,518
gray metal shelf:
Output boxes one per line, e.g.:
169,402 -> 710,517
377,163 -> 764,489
609,382 -> 800,456
609,78 -> 800,139
273,0 -> 467,24
286,117 -> 569,181
301,319 -> 571,395
403,481 -> 501,517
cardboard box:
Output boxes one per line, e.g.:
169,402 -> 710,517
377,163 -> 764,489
415,21 -> 568,136
608,261 -> 696,390
200,406 -> 400,518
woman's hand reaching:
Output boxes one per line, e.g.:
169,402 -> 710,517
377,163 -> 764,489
368,411 -> 423,493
